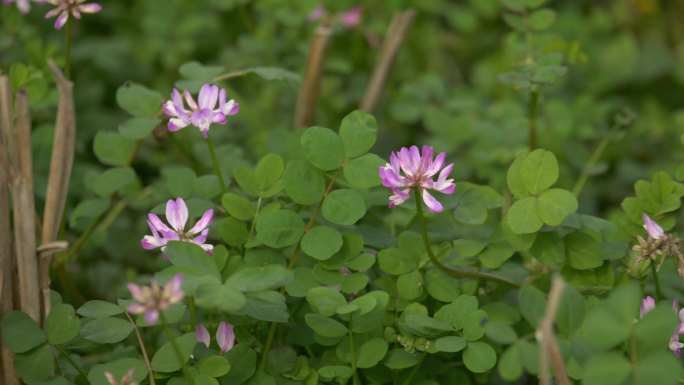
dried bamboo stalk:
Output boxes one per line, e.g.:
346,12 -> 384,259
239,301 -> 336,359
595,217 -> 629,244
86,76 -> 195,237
360,10 -> 415,113
16,90 -> 33,209
0,114 -> 19,385
40,62 -> 76,321
0,78 -> 41,324
293,24 -> 332,129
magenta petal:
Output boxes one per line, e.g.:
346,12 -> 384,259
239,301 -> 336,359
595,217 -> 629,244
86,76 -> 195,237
54,11 -> 68,29
166,198 -> 189,232
422,190 -> 443,213
145,310 -> 159,324
216,322 -> 235,354
643,214 -> 664,240
640,296 -> 656,318
196,324 -> 210,348
78,3 -> 101,13
188,209 -> 214,235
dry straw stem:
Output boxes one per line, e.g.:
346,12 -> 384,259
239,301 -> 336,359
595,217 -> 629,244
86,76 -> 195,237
0,84 -> 19,385
293,24 -> 332,129
537,275 -> 571,385
40,61 -> 76,320
360,10 -> 416,113
0,76 -> 41,324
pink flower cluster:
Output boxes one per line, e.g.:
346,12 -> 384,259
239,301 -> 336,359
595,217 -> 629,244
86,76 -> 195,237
141,198 -> 214,255
163,84 -> 239,138
640,296 -> 684,357
379,145 -> 455,213
4,0 -> 101,29
308,5 -> 362,28
196,322 -> 235,354
127,274 -> 184,324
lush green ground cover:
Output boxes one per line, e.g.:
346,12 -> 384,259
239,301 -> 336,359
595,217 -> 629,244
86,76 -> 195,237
2,0 -> 684,384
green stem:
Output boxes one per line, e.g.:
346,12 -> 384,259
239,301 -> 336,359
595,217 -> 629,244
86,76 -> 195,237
212,70 -> 248,83
349,316 -> 360,385
650,262 -> 663,301
189,296 -> 196,331
260,163 -> 346,370
125,312 -> 156,385
403,352 -> 427,385
528,90 -> 539,151
413,190 -> 520,287
206,137 -> 227,194
55,345 -> 87,382
64,17 -> 72,80
247,196 -> 263,243
571,126 -> 619,197
159,312 -> 193,385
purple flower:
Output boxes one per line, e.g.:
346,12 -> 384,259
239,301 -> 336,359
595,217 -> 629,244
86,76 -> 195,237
640,296 -> 656,318
307,4 -> 325,21
44,0 -> 101,30
216,321 -> 235,354
162,84 -> 239,138
195,322 -> 235,354
3,0 -> 42,14
379,145 -> 455,213
141,198 -> 214,255
340,6 -> 362,27
643,214 -> 665,240
127,274 -> 184,324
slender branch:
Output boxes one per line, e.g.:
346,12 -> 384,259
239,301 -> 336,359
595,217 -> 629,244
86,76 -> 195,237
402,352 -> 426,385
650,262 -> 663,301
64,18 -> 72,80
188,297 -> 196,332
125,312 -> 156,385
349,315 -> 360,385
159,312 -> 193,385
293,25 -> 332,128
528,90 -> 539,151
206,137 -> 226,194
246,196 -> 263,243
413,190 -> 520,287
572,125 -> 620,197
537,276 -> 571,385
55,345 -> 87,383
212,70 -> 248,83
360,10 -> 416,113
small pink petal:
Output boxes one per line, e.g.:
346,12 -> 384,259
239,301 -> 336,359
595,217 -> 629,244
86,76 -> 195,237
166,198 -> 189,232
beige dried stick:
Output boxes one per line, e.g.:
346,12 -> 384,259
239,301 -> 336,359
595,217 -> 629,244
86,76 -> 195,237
537,275 -> 571,385
40,61 -> 76,320
293,24 -> 332,129
360,10 -> 415,113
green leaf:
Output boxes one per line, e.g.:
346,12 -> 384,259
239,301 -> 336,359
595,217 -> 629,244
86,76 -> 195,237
265,346 -> 296,375
518,285 -> 547,328
498,344 -> 523,381
118,117 -> 160,140
246,67 -> 301,84
565,232 -> 604,270
255,153 -> 284,193
304,313 -> 347,338
528,9 -> 556,31
425,269 -> 461,302
463,342 -> 497,373
282,159 -> 326,205
1,311 -> 46,353
307,287 -> 347,316
116,82 -> 163,117
634,352 -> 681,385
506,197 -> 543,234
93,132 -> 137,166
383,349 -> 422,369
300,126 -> 345,171
507,153 -> 530,198
434,295 -> 478,329
151,333 -> 196,372
93,167 -> 136,198
195,282 -> 246,312
236,291 -> 289,323
582,353 -> 631,385
343,153 -> 384,188
484,320 -> 517,344
463,310 -> 487,341
69,199 -> 109,228
14,344 -> 54,383
80,317 -> 133,343
198,355 -> 231,377
77,301 -> 123,318
255,210 -> 305,248
555,284 -> 586,335
163,167 -> 196,198
45,304 -> 80,345
233,165 -> 260,197
220,217 -> 249,246
88,358 -> 147,385
225,265 -> 294,292
318,366 -> 352,379
434,336 -> 467,353
179,61 -> 225,81
396,270 -> 424,300
635,304 -> 679,354
520,149 -> 558,194
223,345 -> 257,383
454,202 -> 488,225
165,241 -> 221,280
321,189 -> 366,225
537,188 -> 578,226
356,338 -> 388,368
377,248 -> 418,275
338,110 -> 377,158
301,226 -> 344,261
478,242 -> 515,269
522,0 -> 546,8
194,175 -> 221,199
582,283 -> 640,349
